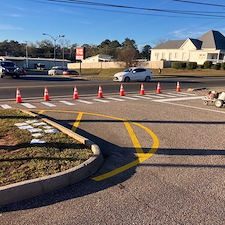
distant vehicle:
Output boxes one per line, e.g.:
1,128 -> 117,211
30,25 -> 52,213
19,68 -> 26,76
48,66 -> 79,76
62,70 -> 79,75
48,66 -> 67,76
0,61 -> 21,78
113,67 -> 153,82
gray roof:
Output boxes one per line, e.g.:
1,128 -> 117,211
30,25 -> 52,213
153,30 -> 225,50
198,30 -> 225,49
153,40 -> 185,49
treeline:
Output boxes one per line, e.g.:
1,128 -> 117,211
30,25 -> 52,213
0,38 -> 151,66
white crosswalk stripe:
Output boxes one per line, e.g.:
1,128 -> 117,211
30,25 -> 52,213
169,92 -> 195,96
155,93 -> 177,97
41,102 -> 56,107
0,92 -> 200,108
106,97 -> 125,101
1,104 -> 12,109
165,92 -> 188,96
59,100 -> 75,106
93,98 -> 110,103
120,96 -> 139,100
145,94 -> 164,99
21,103 -> 37,109
152,96 -> 203,102
76,99 -> 93,104
133,95 -> 153,99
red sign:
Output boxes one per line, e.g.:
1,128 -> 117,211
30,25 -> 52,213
76,47 -> 85,60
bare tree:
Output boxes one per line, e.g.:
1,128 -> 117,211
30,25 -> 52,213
117,45 -> 139,67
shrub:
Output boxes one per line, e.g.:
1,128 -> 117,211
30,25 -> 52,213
186,62 -> 197,70
171,62 -> 186,69
221,62 -> 225,70
203,61 -> 212,69
198,65 -> 204,69
213,63 -> 221,70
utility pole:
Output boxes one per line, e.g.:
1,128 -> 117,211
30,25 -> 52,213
42,33 -> 65,66
24,41 -> 29,69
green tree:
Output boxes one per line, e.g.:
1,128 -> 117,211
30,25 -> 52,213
140,45 -> 151,60
122,38 -> 137,48
82,44 -> 99,58
98,39 -> 121,58
0,40 -> 24,56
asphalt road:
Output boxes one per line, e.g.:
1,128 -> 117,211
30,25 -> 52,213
1,75 -> 225,224
0,73 -> 225,100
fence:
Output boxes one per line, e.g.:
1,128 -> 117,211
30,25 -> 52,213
68,61 -> 168,70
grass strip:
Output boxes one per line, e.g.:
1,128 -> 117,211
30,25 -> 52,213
76,68 -> 225,80
0,109 -> 92,187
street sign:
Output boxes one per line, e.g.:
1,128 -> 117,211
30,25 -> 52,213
76,47 -> 85,60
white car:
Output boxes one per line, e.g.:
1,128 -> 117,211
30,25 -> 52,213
113,67 -> 153,82
48,66 -> 68,76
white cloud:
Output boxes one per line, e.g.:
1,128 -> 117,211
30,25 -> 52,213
4,4 -> 25,11
6,14 -> 23,18
0,24 -> 24,30
172,29 -> 206,39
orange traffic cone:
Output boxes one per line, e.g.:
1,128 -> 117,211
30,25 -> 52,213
140,83 -> 145,95
120,84 -> 125,96
73,86 -> 79,99
98,85 -> 104,98
16,88 -> 22,103
176,81 -> 181,92
156,82 -> 162,93
44,87 -> 50,101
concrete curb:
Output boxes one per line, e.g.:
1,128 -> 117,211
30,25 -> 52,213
0,109 -> 104,206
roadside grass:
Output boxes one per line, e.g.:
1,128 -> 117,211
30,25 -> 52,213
0,109 -> 92,187
79,68 -> 125,80
77,68 -> 225,80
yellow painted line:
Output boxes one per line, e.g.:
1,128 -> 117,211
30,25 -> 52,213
123,121 -> 144,154
30,109 -> 159,181
72,112 -> 84,132
92,121 -> 159,181
38,110 -> 46,115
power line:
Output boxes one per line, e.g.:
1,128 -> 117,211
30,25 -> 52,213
173,0 -> 225,8
30,0 -> 225,18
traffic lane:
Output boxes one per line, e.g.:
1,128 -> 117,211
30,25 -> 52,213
1,73 -> 225,90
1,98 -> 225,224
0,75 -> 86,88
0,78 -> 202,100
0,75 -> 225,100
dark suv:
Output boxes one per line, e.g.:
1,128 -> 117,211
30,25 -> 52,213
0,61 -> 20,78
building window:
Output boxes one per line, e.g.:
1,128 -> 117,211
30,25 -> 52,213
219,53 -> 224,60
199,53 -> 206,59
175,53 -> 178,58
155,53 -> 159,60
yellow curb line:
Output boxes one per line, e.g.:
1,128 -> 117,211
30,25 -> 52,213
27,109 -> 160,181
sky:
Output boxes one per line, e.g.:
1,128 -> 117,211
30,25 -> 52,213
1,0 -> 225,50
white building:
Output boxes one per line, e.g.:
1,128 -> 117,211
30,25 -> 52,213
151,30 -> 225,65
0,56 -> 70,69
82,54 -> 114,63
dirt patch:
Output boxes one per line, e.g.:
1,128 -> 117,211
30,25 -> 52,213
0,133 -> 20,151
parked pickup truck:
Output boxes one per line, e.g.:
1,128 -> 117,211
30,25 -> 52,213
0,61 -> 21,78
